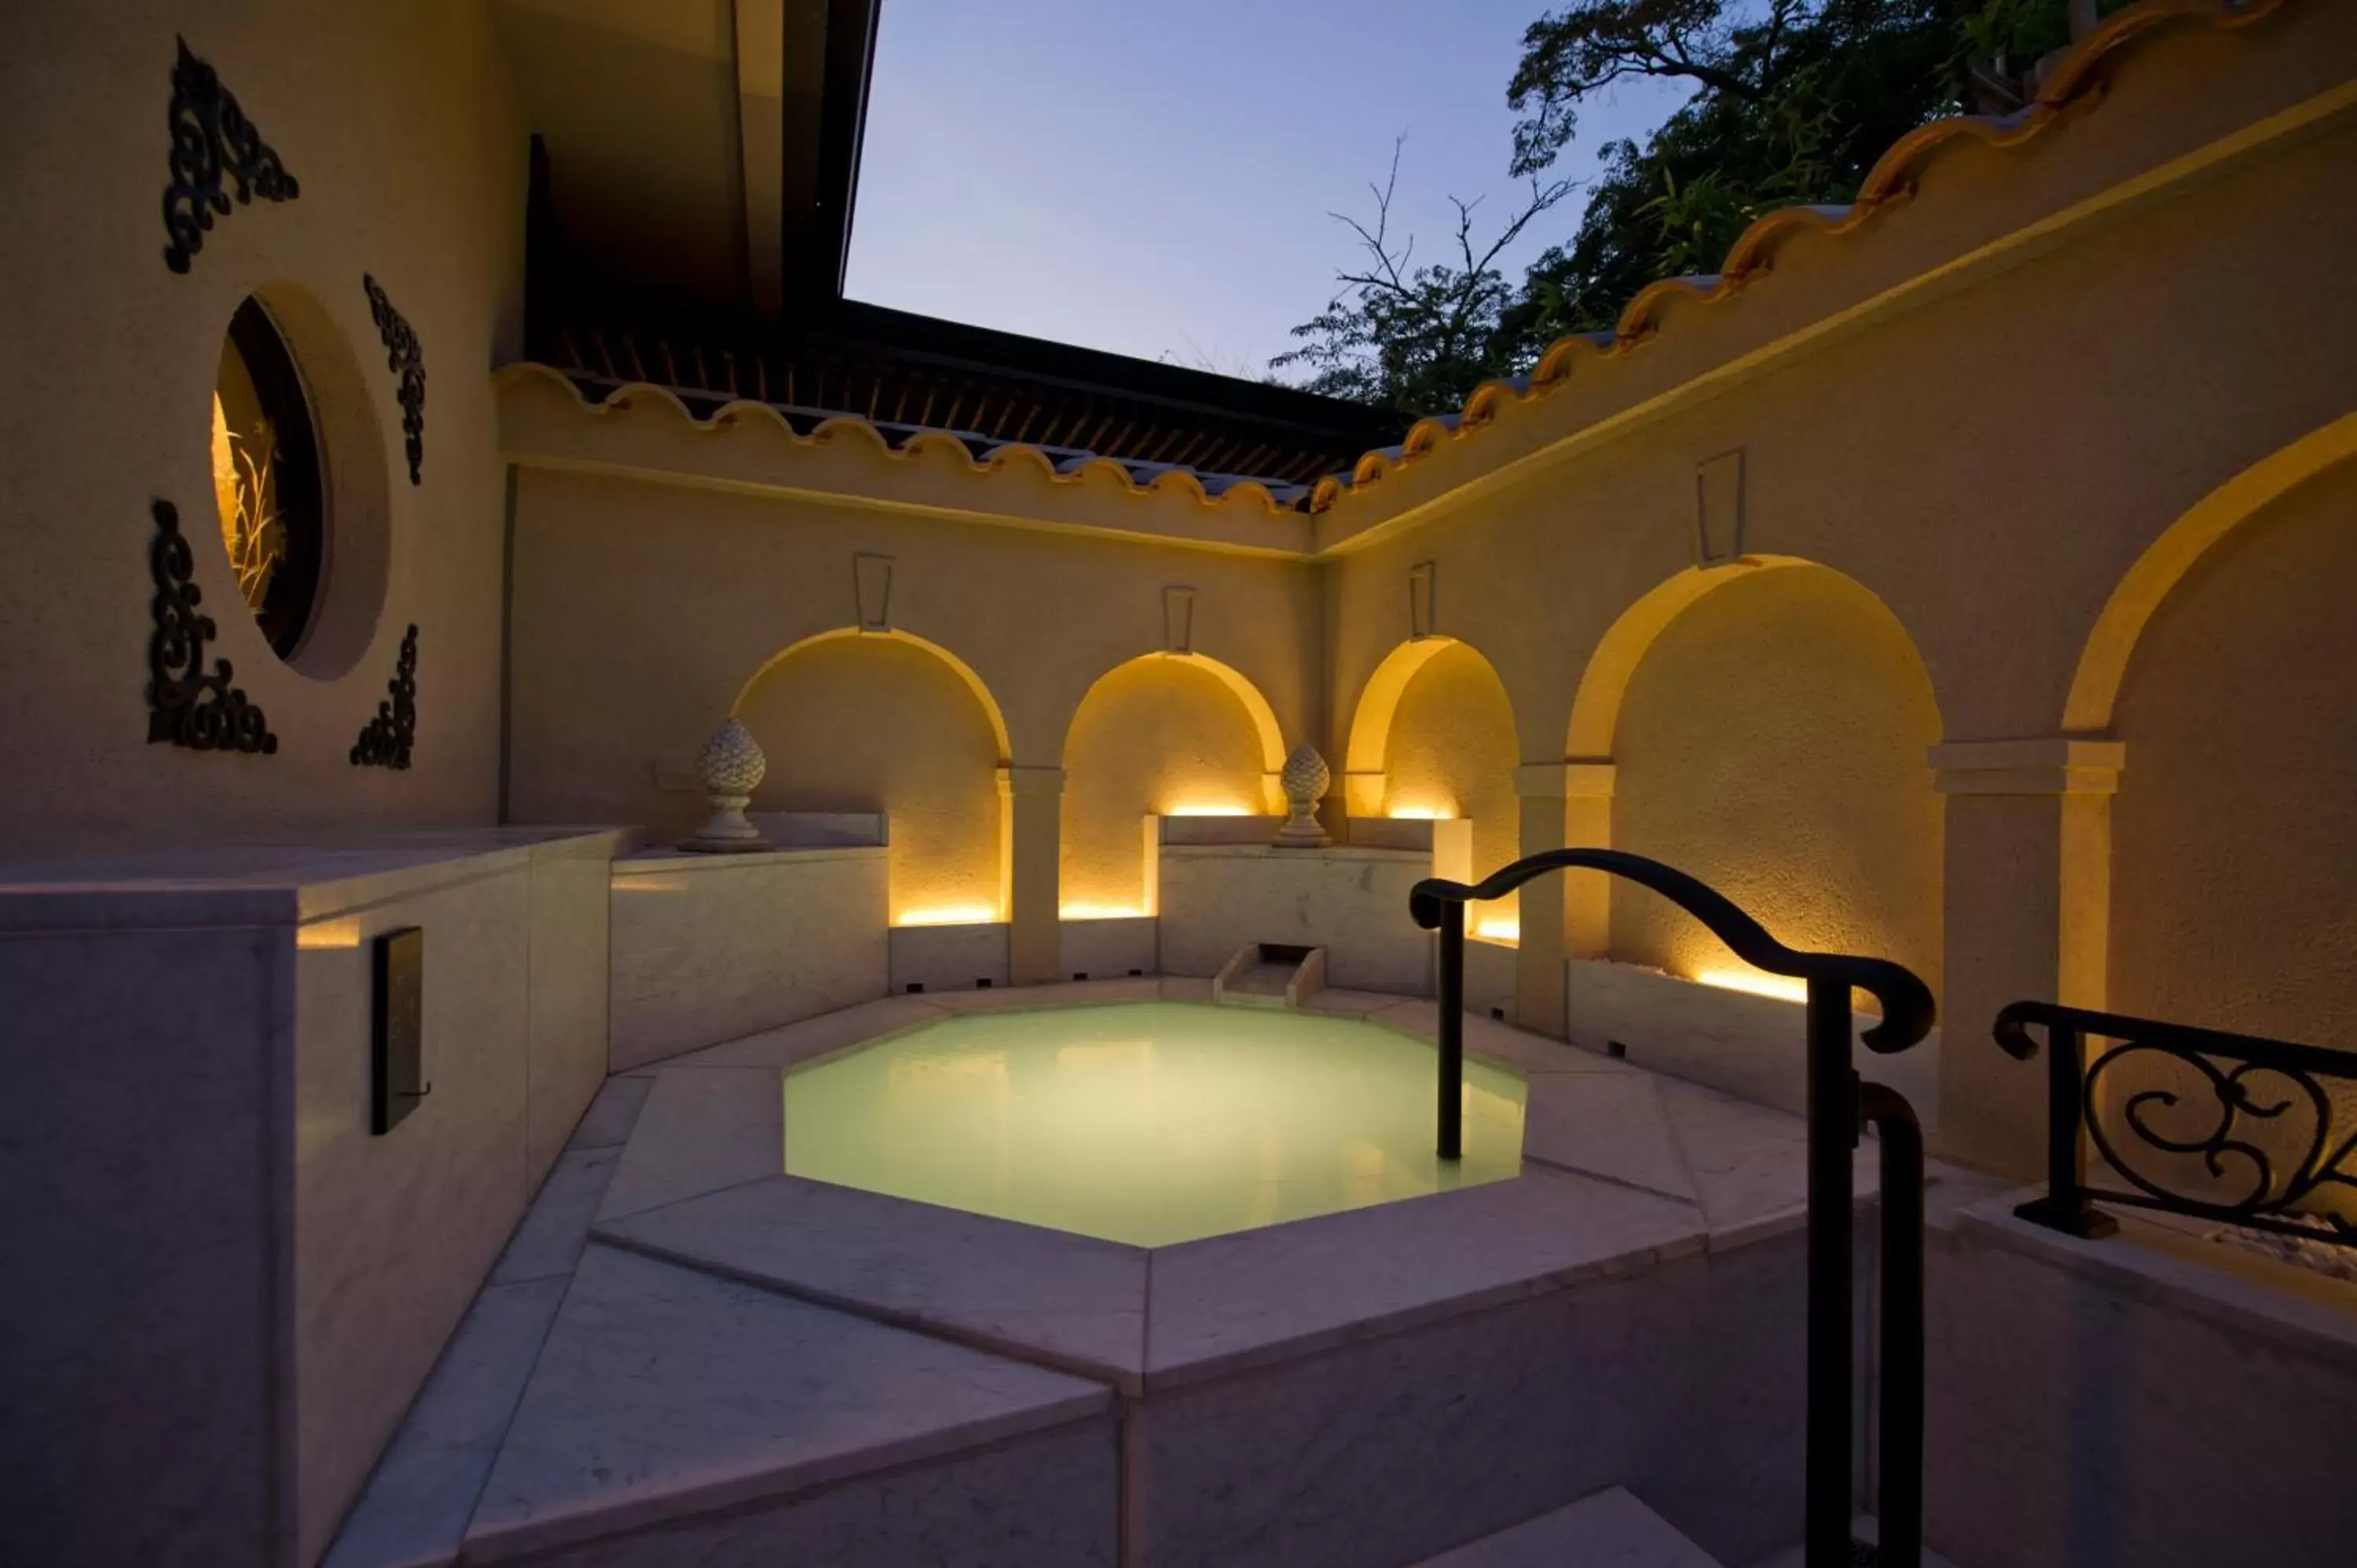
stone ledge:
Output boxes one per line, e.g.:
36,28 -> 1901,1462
1928,738 -> 2124,796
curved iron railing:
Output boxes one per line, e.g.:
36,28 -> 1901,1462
1412,848 -> 1935,1568
1996,999 -> 2357,1249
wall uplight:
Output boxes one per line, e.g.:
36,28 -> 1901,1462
610,874 -> 690,895
295,919 -> 363,951
1692,966 -> 1809,1005
893,903 -> 1000,929
1472,916 -> 1520,946
1387,804 -> 1454,820
1061,903 -> 1146,921
1690,965 -> 1894,1014
1164,802 -> 1252,817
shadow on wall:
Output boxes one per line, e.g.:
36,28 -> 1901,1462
2102,444 -> 2356,1045
2106,449 -> 2357,1223
1060,653 -> 1281,918
734,629 -> 1007,925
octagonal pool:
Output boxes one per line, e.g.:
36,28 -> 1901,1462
781,1000 -> 1525,1246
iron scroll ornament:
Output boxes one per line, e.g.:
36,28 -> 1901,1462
1410,848 -> 1937,1050
163,36 -> 299,274
351,625 -> 419,769
363,275 -> 425,484
145,500 -> 277,753
1996,1000 -> 2357,1248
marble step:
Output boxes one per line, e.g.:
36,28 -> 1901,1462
1413,1486 -> 1723,1567
324,1078 -> 1120,1568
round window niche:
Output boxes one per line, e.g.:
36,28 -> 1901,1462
211,297 -> 326,661
202,286 -> 390,682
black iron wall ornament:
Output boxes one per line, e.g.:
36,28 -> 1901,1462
163,36 -> 299,274
146,500 -> 277,753
350,624 -> 419,768
363,275 -> 426,484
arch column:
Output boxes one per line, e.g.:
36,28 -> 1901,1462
1505,764 -> 1565,1036
1932,738 -> 2124,1174
1562,763 -> 1615,960
1001,764 -> 1064,985
1510,762 -> 1614,1038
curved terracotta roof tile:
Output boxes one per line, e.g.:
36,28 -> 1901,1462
496,363 -> 1312,516
1310,0 -> 2292,514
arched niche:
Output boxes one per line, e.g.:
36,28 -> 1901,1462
1596,562 -> 1944,995
734,628 -> 1010,925
1344,636 -> 1520,936
1059,652 -> 1284,917
2066,412 -> 2357,732
2105,446 -> 2357,1047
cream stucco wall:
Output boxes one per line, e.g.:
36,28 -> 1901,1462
1061,656 -> 1270,916
0,5 -> 526,850
2110,456 -> 2357,1046
737,633 -> 1005,925
503,466 -> 1319,827
1608,565 -> 1944,995
1381,641 -> 1522,935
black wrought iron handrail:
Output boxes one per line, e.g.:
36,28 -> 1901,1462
1411,849 -> 1934,1568
1412,850 -> 1937,1053
1996,998 -> 2357,1249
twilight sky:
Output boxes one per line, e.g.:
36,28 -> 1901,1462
845,0 -> 1692,377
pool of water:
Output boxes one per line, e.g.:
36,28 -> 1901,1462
782,1001 -> 1526,1247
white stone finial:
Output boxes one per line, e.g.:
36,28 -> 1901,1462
679,717 -> 773,853
1273,743 -> 1332,848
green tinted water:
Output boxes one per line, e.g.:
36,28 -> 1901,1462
782,1001 -> 1524,1247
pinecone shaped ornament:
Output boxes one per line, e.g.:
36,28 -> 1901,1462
680,717 -> 773,852
1273,743 -> 1332,848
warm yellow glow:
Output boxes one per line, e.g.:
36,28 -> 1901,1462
210,394 -> 240,551
894,904 -> 999,928
611,874 -> 689,894
1164,802 -> 1252,817
1692,965 -> 1885,1015
295,920 -> 362,951
1387,804 -> 1456,820
210,380 -> 283,614
1061,903 -> 1146,921
1472,917 -> 1520,946
1692,966 -> 1809,1006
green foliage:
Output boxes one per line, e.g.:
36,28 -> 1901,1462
1280,0 -> 2094,416
1959,0 -> 2131,68
1497,0 -> 1970,362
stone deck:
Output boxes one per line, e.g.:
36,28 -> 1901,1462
326,980 -> 1919,1568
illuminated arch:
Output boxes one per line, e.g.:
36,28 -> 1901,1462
732,626 -> 1013,925
1568,558 -> 1945,991
2064,412 -> 2357,732
1563,558 -> 1815,758
731,626 -> 1012,764
1058,652 -> 1288,915
1341,636 -> 1520,816
1061,650 -> 1287,790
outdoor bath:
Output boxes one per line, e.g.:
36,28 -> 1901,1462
781,1000 -> 1527,1246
